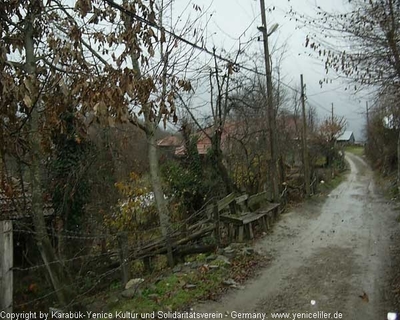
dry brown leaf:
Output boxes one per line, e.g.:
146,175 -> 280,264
359,292 -> 369,302
23,95 -> 32,108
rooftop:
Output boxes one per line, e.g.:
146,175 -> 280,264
0,180 -> 53,221
337,131 -> 354,141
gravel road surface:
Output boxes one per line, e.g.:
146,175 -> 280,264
193,153 -> 399,320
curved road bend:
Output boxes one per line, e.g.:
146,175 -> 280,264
193,153 -> 399,319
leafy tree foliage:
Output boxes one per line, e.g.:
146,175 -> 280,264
48,109 -> 92,232
0,0 -> 199,305
161,135 -> 210,215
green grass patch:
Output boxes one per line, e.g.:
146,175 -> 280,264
344,145 -> 364,156
315,157 -> 327,167
318,171 -> 348,194
102,252 -> 267,314
109,264 -> 226,313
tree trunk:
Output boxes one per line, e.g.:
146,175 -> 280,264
146,127 -> 174,267
397,130 -> 400,194
211,133 -> 238,215
211,133 -> 237,195
25,14 -> 72,308
123,4 -> 174,267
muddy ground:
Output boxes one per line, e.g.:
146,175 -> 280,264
193,153 -> 400,319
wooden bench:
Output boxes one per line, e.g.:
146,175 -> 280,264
220,202 -> 280,242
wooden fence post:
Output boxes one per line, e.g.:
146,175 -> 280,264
213,201 -> 220,246
0,220 -> 13,312
117,232 -> 131,287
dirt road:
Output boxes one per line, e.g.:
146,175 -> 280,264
194,153 -> 399,319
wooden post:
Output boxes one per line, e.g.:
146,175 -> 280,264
260,0 -> 280,202
0,220 -> 13,312
213,201 -> 220,246
143,256 -> 153,273
117,232 -> 130,287
301,74 -> 311,196
238,226 -> 244,242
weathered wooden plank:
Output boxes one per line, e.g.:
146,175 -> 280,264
261,216 -> 268,232
248,191 -> 269,210
217,193 -> 236,212
0,220 -> 13,312
205,205 -> 214,220
220,203 -> 280,226
242,212 -> 272,225
238,226 -> 244,242
248,223 -> 254,239
258,203 -> 280,215
213,202 -> 220,246
235,194 -> 249,204
117,232 -> 130,287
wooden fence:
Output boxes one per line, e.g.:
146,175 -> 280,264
0,220 -> 13,312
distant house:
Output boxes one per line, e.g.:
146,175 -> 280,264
336,131 -> 355,145
157,135 -> 183,158
171,121 -> 254,157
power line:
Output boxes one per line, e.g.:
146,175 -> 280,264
101,0 -> 301,95
306,98 -> 333,114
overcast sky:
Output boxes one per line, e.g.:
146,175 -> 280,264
172,0 -> 370,141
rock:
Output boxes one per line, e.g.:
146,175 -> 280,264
208,264 -> 219,270
206,255 -> 217,262
125,278 -> 144,290
184,284 -> 197,289
121,287 -> 142,299
107,296 -> 119,304
214,255 -> 231,265
190,261 -> 203,269
173,265 -> 182,273
229,243 -> 244,249
223,248 -> 236,258
232,285 -> 245,290
223,279 -> 238,287
242,247 -> 254,255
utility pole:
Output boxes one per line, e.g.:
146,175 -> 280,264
259,0 -> 279,202
331,103 -> 334,124
300,75 -> 311,196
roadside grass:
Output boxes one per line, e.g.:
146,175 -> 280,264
112,268 -> 225,313
344,145 -> 364,156
317,170 -> 348,195
373,170 -> 398,201
96,252 -> 267,313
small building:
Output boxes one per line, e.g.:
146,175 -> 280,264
1,180 -> 54,268
157,134 -> 183,159
336,131 -> 355,145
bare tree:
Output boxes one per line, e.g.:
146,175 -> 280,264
291,0 -> 400,188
